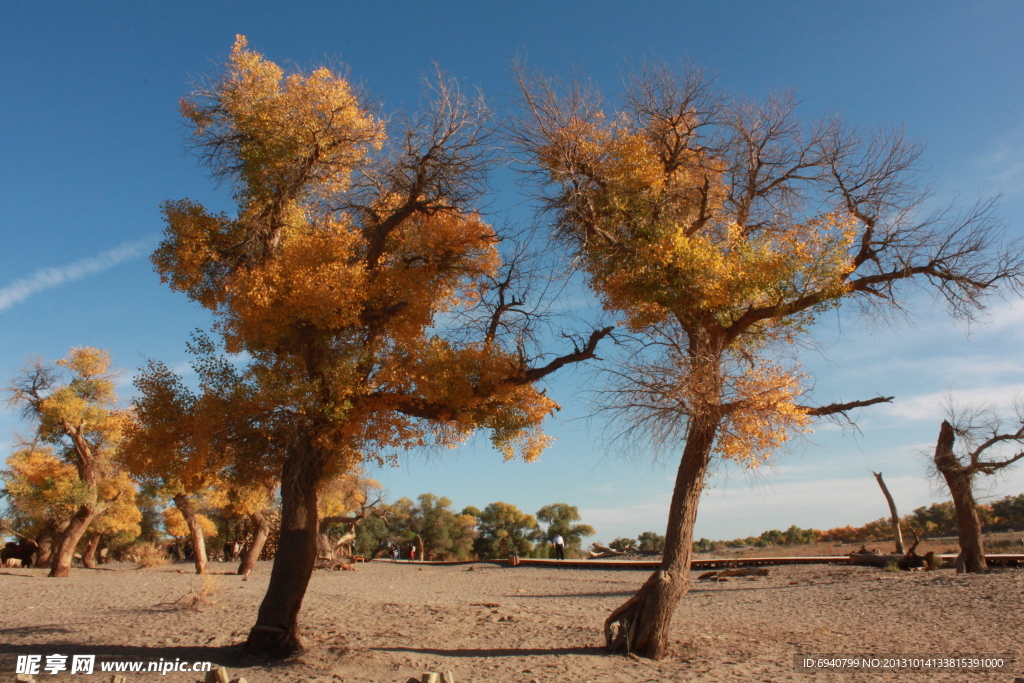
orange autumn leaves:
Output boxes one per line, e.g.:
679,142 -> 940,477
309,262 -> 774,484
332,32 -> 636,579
148,36 -> 559,477
532,105 -> 859,466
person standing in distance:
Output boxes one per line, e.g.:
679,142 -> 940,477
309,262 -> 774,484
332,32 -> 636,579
553,533 -> 565,560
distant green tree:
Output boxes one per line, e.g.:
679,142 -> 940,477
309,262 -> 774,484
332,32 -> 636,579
610,537 -> 637,552
352,514 -> 391,559
387,494 -> 476,560
465,502 -> 541,558
990,494 -> 1024,531
637,531 -> 666,552
784,525 -> 817,545
536,503 -> 595,555
906,502 -> 959,537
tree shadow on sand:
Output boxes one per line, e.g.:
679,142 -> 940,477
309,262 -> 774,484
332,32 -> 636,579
0,625 -> 74,638
0,642 -> 237,662
513,590 -> 638,599
0,643 -> 319,680
373,645 -> 608,658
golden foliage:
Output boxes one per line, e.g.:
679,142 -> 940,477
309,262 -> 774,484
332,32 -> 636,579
93,470 -> 143,538
31,348 -> 127,453
318,469 -> 379,519
2,445 -> 83,532
523,89 -> 859,466
4,348 -> 137,542
143,36 -> 565,494
163,506 -> 217,540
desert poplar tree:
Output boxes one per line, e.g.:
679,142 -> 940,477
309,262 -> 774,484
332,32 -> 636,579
222,484 -> 277,575
1,443 -> 80,565
932,403 -> 1024,572
4,348 -> 129,577
1,447 -> 139,569
154,38 -> 609,656
536,503 -> 595,553
122,357 -> 240,575
513,63 -> 1024,659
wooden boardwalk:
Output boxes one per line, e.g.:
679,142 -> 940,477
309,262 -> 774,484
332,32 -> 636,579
378,554 -> 1024,569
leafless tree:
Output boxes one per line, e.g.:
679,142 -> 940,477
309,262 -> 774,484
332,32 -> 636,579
933,401 -> 1024,572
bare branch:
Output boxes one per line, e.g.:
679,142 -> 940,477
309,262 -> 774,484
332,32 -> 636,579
801,396 -> 894,417
521,326 -> 614,383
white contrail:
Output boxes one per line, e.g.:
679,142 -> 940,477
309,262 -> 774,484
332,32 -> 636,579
0,239 -> 152,312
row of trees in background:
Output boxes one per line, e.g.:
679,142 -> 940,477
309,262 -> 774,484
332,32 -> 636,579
349,496 -> 596,560
0,365 -> 600,567
686,493 -> 1024,552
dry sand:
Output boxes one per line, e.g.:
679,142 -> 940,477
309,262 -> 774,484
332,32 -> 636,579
1,560 -> 1021,682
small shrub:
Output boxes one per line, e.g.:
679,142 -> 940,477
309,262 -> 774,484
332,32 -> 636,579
193,572 -> 220,607
133,542 -> 169,568
883,559 -> 900,572
156,572 -> 220,611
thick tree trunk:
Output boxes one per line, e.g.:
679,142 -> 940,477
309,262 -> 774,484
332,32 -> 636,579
50,429 -> 101,578
238,510 -> 270,576
174,494 -> 208,575
49,504 -> 98,577
933,420 -> 987,573
244,436 -> 327,658
872,472 -> 905,554
605,411 -> 720,659
82,531 -> 103,569
35,522 -> 59,568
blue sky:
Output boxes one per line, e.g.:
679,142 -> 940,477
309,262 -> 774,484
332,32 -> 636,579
2,1 -> 1024,543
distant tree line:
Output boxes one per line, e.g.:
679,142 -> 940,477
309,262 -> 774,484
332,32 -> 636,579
350,495 -> 596,560
688,494 -> 1024,551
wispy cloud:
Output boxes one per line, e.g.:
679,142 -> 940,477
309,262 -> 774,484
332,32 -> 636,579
974,135 -> 1024,197
0,239 -> 152,312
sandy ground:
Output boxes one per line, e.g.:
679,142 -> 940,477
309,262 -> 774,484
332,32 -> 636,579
1,560 -> 1021,683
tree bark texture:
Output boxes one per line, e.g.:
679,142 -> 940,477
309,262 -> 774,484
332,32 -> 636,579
49,426 -> 101,577
82,531 -> 103,569
237,510 -> 270,576
244,435 -> 328,658
872,472 -> 905,554
49,503 -> 98,577
933,421 -> 987,573
174,494 -> 209,575
605,411 -> 720,659
34,522 -> 58,568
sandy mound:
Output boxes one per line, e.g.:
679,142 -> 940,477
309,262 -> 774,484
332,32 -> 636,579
1,560 -> 1021,682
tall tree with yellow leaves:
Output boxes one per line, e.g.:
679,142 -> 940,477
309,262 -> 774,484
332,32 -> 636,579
1,443 -> 80,566
155,38 -> 610,656
5,348 -> 129,577
513,64 -> 1024,659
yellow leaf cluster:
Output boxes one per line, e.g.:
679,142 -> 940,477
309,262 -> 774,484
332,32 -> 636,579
183,36 -> 384,217
318,470 -> 380,519
2,446 -> 83,529
536,105 -> 860,468
94,470 -> 143,538
37,348 -> 125,449
716,363 -> 810,466
163,506 -> 217,540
